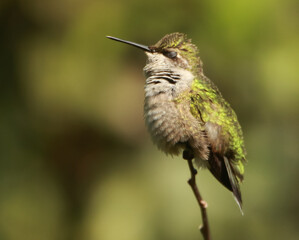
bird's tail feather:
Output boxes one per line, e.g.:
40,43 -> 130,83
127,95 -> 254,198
208,154 -> 243,213
223,156 -> 243,214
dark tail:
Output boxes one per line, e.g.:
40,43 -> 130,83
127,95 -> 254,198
208,154 -> 243,213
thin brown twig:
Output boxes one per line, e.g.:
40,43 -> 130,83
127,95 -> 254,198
183,150 -> 211,240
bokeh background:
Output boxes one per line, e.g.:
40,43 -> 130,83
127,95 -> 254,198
0,0 -> 298,240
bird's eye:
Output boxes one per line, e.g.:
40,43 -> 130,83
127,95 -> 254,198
164,51 -> 177,59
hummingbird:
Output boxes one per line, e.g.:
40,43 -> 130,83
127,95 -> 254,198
107,33 -> 246,211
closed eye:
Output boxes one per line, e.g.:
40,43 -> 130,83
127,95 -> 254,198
163,51 -> 177,59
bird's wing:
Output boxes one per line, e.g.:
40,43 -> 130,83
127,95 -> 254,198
190,77 -> 246,210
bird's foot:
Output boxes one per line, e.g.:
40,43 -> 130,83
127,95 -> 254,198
183,149 -> 194,161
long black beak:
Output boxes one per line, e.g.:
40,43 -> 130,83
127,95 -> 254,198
106,36 -> 152,52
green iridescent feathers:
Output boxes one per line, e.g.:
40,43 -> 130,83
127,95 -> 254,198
150,33 -> 203,74
150,32 -> 187,49
190,78 -> 246,179
189,76 -> 246,208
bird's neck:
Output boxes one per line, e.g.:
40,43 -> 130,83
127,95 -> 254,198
143,66 -> 195,99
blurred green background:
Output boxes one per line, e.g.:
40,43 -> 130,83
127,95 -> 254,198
0,0 -> 298,240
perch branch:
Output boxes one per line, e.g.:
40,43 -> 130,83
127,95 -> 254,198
183,150 -> 211,240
